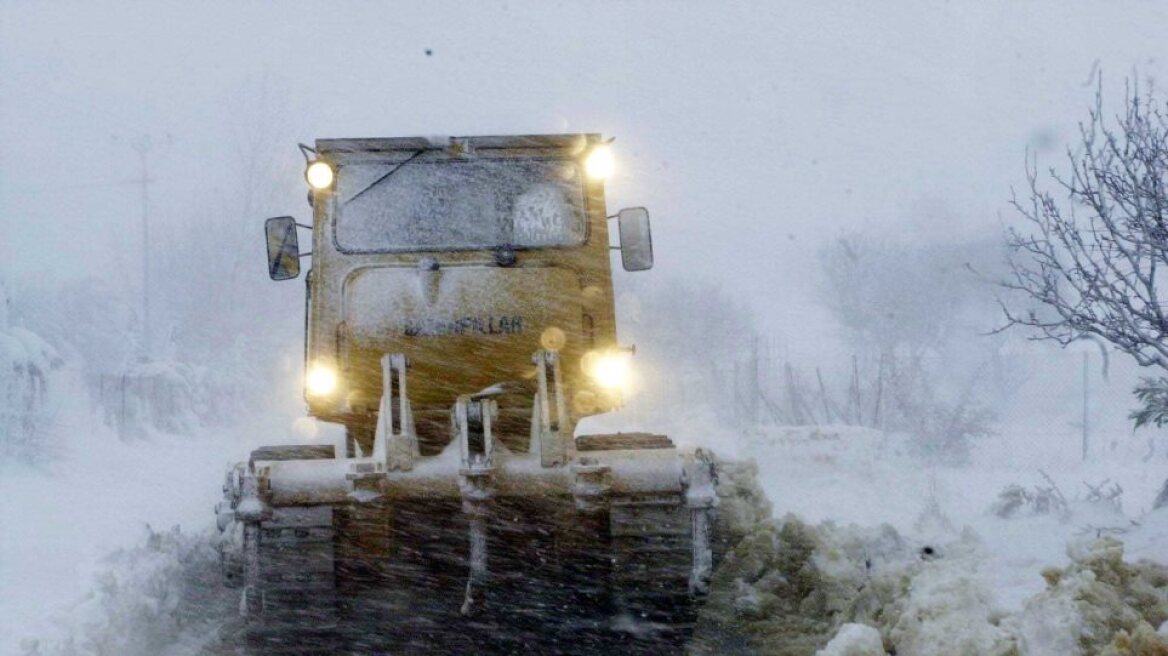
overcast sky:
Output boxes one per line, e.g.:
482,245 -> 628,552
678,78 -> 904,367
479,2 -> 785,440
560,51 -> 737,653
2,0 -> 1165,355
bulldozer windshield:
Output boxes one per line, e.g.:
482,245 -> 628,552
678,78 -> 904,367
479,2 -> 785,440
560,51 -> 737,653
334,157 -> 587,253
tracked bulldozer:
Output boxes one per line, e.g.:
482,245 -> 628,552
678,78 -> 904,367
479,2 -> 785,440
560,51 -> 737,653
214,135 -> 747,654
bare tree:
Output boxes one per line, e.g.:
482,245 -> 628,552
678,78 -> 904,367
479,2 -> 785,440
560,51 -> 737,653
1003,79 -> 1168,498
1002,80 -> 1168,367
818,232 -> 1006,463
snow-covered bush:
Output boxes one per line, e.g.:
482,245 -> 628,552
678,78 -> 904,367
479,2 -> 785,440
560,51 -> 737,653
97,359 -> 201,438
9,240 -> 298,438
1082,479 -> 1125,513
1131,377 -> 1168,432
992,474 -> 1070,520
892,376 -> 996,465
0,281 -> 64,464
816,234 -> 1005,464
9,276 -> 137,380
1130,380 -> 1168,497
991,473 -> 1144,541
10,274 -> 293,438
92,337 -> 290,438
19,525 -> 236,656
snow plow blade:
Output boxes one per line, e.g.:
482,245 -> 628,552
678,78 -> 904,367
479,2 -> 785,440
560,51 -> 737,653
216,441 -> 747,654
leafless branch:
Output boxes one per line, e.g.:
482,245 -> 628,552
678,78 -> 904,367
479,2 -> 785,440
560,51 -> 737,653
1002,78 -> 1168,373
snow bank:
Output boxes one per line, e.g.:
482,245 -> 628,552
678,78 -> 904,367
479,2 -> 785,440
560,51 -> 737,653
694,513 -> 1168,655
691,515 -> 914,655
1013,536 -> 1168,655
714,457 -> 774,540
886,532 -> 1015,655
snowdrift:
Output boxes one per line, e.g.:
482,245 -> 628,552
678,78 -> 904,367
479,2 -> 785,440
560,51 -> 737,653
693,508 -> 1168,655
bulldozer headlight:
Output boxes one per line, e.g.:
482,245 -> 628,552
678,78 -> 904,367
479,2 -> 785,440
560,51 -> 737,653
583,350 -> 630,390
305,160 -> 335,190
306,364 -> 338,396
584,145 -> 614,180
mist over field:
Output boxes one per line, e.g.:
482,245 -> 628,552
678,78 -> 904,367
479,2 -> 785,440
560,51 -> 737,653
2,2 -> 1168,654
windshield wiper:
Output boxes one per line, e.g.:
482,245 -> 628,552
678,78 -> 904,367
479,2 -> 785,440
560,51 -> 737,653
344,149 -> 426,206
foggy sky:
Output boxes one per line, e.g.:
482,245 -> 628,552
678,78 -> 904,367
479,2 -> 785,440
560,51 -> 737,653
2,0 -> 1165,357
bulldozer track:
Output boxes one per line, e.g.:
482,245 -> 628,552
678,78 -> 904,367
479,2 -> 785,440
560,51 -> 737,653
222,494 -> 702,655
609,495 -> 699,651
240,506 -> 339,655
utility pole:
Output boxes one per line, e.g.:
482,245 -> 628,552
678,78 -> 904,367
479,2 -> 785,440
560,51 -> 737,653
749,335 -> 760,426
1082,351 -> 1089,461
129,136 -> 154,360
1069,334 -> 1108,463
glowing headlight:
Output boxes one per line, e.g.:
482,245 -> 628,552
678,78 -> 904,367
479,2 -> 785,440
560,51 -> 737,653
306,364 -> 338,396
584,145 -> 614,180
583,350 -> 630,390
305,160 -> 335,190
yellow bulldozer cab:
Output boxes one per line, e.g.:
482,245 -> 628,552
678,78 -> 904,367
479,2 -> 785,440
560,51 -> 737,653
270,134 -> 644,455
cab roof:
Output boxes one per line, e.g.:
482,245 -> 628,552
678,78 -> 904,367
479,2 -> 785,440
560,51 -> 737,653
315,133 -> 601,155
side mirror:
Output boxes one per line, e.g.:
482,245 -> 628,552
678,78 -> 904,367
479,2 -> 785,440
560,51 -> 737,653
265,216 -> 301,280
617,207 -> 654,271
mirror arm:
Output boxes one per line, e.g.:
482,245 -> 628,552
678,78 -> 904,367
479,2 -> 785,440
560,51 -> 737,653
298,251 -> 313,258
296,222 -> 312,230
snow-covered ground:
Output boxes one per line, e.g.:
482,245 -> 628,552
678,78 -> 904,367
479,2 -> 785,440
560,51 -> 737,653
734,424 -> 1168,612
0,367 -> 323,656
690,422 -> 1168,654
3,383 -> 1166,655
